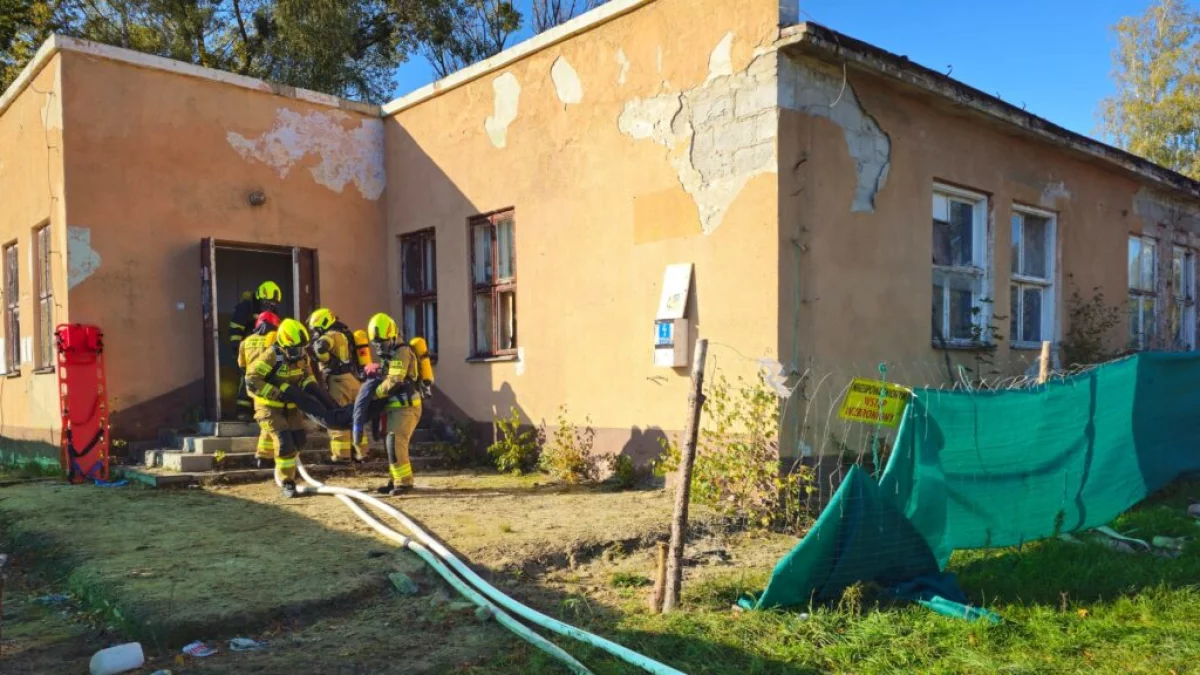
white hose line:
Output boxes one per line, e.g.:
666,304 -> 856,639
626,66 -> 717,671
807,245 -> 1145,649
294,461 -> 686,675
317,483 -> 593,675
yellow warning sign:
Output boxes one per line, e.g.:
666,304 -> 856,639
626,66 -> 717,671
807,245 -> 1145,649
838,378 -> 912,427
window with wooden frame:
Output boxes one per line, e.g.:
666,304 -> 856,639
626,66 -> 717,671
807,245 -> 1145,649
400,229 -> 438,356
1128,234 -> 1158,350
35,224 -> 54,370
1009,206 -> 1057,346
4,241 -> 19,374
469,210 -> 516,358
932,184 -> 991,345
1171,244 -> 1196,351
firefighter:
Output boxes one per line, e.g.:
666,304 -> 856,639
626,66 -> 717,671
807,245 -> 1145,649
245,318 -> 317,498
231,281 -> 283,420
306,308 -> 367,464
238,310 -> 281,469
366,313 -> 423,495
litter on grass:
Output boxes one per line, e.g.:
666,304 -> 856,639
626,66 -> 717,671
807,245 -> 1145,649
182,641 -> 218,658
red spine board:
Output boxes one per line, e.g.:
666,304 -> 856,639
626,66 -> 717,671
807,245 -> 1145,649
56,324 -> 110,483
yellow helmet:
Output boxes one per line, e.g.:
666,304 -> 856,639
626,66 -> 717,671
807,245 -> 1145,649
307,308 -> 336,333
256,281 -> 283,303
276,318 -> 309,349
367,313 -> 399,349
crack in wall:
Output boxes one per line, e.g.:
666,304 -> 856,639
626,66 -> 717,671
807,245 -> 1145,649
780,57 -> 890,213
618,35 -> 779,234
227,108 -> 385,200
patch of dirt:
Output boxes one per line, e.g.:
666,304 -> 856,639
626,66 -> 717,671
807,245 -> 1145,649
0,564 -> 113,673
207,470 -> 725,575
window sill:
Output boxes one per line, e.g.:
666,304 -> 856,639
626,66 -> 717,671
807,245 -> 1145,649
32,367 -> 55,375
1011,341 -> 1053,351
467,354 -> 518,364
931,340 -> 996,351
4,371 -> 19,379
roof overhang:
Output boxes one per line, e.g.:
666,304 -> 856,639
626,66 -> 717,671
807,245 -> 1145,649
0,34 -> 382,120
778,22 -> 1200,203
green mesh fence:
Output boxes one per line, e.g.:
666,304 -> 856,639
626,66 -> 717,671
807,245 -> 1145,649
742,352 -> 1200,618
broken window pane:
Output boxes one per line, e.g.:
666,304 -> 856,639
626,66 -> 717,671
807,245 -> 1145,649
472,225 -> 492,285
473,292 -> 493,355
1021,287 -> 1042,342
1021,215 -> 1049,279
1140,241 -> 1156,291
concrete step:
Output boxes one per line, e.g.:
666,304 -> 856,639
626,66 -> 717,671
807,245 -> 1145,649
147,442 -> 442,472
187,423 -> 437,446
118,456 -> 446,489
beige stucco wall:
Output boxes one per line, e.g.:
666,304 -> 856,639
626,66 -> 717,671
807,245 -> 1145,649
59,52 -> 388,440
779,53 -> 1200,455
386,0 -> 785,458
0,54 -> 69,455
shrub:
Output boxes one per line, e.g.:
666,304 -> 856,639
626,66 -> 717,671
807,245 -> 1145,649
539,405 -> 596,483
488,407 -> 540,475
654,373 -> 814,531
607,453 -> 638,489
433,421 -> 477,469
1061,280 -> 1126,367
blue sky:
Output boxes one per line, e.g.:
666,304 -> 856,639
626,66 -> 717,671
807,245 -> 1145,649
389,0 -> 1174,141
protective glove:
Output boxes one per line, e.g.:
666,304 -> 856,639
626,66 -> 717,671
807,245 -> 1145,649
420,381 -> 433,399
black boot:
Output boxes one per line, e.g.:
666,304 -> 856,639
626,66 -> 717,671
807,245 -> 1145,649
376,481 -> 394,495
256,458 -> 274,470
281,480 -> 298,498
389,484 -> 414,496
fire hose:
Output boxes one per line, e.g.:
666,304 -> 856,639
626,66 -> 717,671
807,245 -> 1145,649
290,461 -> 686,675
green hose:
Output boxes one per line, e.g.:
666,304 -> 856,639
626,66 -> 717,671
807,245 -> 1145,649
313,478 -> 593,674
295,461 -> 685,675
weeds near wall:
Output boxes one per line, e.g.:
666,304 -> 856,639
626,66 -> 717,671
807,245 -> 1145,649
488,407 -> 541,475
655,373 -> 814,531
606,454 -> 639,490
433,421 -> 478,469
539,405 -> 597,483
1061,280 -> 1126,367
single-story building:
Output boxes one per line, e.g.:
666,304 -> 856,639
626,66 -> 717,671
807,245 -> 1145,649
3,0 -> 1199,468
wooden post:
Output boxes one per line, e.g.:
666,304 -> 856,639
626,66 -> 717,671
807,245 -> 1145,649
662,338 -> 708,613
649,541 -> 668,613
1038,341 -> 1052,384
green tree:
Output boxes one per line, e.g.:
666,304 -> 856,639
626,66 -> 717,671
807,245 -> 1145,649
1100,0 -> 1200,180
0,0 -> 408,101
531,0 -> 605,33
406,0 -> 521,78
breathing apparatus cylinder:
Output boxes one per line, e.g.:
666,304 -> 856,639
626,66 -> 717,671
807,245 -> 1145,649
409,337 -> 434,385
353,329 -> 372,369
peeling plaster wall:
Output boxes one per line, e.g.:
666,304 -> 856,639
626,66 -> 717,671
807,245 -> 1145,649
778,51 -> 1200,402
60,52 -> 387,439
617,34 -> 779,234
779,57 -> 890,212
484,72 -> 521,148
226,109 -> 385,200
0,54 -> 67,446
385,0 -> 783,458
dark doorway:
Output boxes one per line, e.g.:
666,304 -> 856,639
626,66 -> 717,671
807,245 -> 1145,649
200,240 -> 319,421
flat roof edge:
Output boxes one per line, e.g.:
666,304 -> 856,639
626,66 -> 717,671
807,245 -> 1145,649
779,22 -> 1200,202
0,34 -> 382,119
381,0 -> 656,116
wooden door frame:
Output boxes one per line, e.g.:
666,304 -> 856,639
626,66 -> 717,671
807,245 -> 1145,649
200,239 -> 319,422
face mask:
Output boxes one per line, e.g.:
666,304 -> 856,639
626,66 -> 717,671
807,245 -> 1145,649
282,345 -> 306,362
